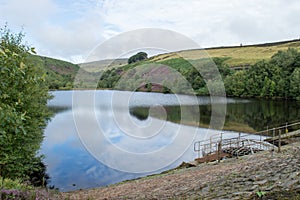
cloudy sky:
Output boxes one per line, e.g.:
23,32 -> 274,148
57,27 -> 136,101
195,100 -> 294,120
0,0 -> 299,63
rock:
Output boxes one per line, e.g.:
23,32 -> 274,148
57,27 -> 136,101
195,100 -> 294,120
63,141 -> 300,200
246,185 -> 258,191
264,185 -> 275,191
253,180 -> 268,185
177,161 -> 196,169
289,171 -> 300,180
293,184 -> 300,190
281,179 -> 300,189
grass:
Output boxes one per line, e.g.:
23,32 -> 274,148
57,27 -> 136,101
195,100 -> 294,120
79,58 -> 128,72
150,39 -> 300,67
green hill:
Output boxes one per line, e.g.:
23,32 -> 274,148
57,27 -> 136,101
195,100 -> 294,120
29,55 -> 80,90
30,39 -> 300,94
94,39 -> 300,100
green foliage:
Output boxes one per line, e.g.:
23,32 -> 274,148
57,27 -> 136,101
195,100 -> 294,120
97,68 -> 122,89
225,71 -> 246,96
0,177 -> 32,190
96,47 -> 300,100
290,68 -> 300,100
0,177 -> 60,200
225,48 -> 300,100
270,48 -> 300,74
0,26 -> 51,183
256,190 -> 266,198
98,56 -> 232,95
128,52 -> 148,64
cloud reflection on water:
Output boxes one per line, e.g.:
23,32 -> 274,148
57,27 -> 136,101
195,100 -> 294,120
42,90 -> 255,191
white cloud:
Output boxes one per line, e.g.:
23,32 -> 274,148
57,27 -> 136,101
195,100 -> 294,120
100,0 -> 300,47
35,12 -> 106,63
0,0 -> 57,26
1,0 -> 300,63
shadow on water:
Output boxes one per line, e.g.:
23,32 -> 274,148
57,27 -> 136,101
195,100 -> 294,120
130,99 -> 300,133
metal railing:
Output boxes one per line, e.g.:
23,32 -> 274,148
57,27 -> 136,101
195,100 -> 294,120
194,120 -> 300,159
255,121 -> 300,136
194,134 -> 274,159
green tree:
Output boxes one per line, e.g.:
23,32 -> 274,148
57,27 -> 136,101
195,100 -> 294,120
241,60 -> 281,98
271,48 -> 300,74
270,48 -> 300,98
145,82 -> 152,92
0,26 -> 51,183
290,68 -> 300,100
261,77 -> 276,97
225,71 -> 246,97
128,52 -> 148,64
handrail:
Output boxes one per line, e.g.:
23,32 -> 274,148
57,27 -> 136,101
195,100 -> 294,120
193,120 -> 300,159
255,121 -> 300,135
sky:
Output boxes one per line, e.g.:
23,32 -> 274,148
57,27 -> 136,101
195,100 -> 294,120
0,0 -> 300,63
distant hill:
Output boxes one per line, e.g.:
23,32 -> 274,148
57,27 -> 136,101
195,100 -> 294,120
31,39 -> 300,90
150,39 -> 300,67
73,39 -> 300,73
79,58 -> 128,72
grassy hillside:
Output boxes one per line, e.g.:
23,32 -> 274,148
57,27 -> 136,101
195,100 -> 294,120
79,58 -> 128,72
150,39 -> 300,67
29,55 -> 80,89
29,39 -> 300,91
68,39 -> 300,75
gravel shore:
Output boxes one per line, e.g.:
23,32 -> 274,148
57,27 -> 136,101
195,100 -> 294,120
62,141 -> 300,199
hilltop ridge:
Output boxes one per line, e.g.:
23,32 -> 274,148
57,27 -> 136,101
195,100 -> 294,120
150,39 -> 300,67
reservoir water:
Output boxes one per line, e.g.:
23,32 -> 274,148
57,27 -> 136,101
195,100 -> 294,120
41,90 -> 300,191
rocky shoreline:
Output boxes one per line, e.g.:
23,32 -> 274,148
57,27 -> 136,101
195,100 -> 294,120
62,141 -> 300,199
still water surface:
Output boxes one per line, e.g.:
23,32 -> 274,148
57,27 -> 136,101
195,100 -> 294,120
41,90 -> 299,191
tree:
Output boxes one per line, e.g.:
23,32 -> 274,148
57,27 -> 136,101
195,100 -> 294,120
0,26 -> 51,183
225,71 -> 246,97
290,68 -> 300,100
271,48 -> 300,74
128,52 -> 148,64
261,77 -> 276,97
270,48 -> 300,98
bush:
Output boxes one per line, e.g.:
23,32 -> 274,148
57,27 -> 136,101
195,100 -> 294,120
0,26 -> 51,184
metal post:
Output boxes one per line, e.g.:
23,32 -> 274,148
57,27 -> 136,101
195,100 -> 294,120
220,132 -> 223,145
218,142 -> 222,163
260,135 -> 262,150
238,132 -> 241,148
272,128 -> 275,147
278,129 -> 281,153
210,137 -> 212,152
194,141 -> 202,159
198,142 -> 201,159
